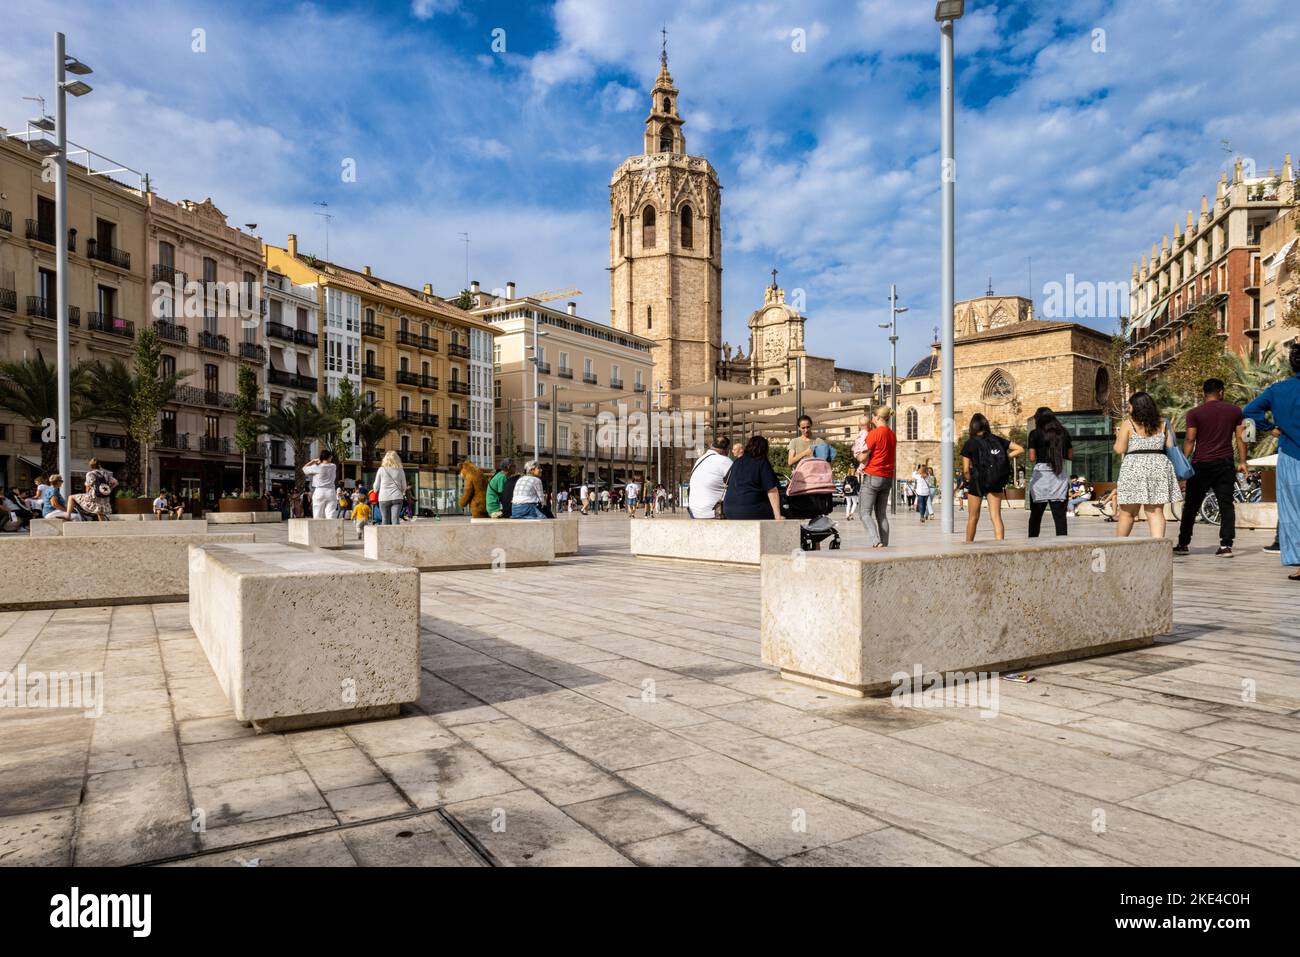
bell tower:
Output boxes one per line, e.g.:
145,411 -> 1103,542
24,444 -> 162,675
609,37 -> 723,409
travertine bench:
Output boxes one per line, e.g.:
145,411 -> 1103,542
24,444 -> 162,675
288,518 -> 346,549
206,511 -> 283,524
470,516 -> 578,556
364,520 -> 554,570
188,542 -> 420,732
60,520 -> 211,537
630,518 -> 801,566
760,537 -> 1172,697
0,532 -> 254,610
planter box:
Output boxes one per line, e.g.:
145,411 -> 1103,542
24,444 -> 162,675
113,497 -> 154,515
218,498 -> 268,513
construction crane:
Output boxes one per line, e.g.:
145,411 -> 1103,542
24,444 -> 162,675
522,287 -> 582,302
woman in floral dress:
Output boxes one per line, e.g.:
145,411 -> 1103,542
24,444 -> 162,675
1114,392 -> 1181,539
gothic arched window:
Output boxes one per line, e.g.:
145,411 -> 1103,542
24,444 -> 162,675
642,206 -> 656,248
663,96 -> 671,113
680,205 -> 693,249
659,129 -> 672,153
906,407 -> 919,441
618,214 -> 625,256
982,369 -> 1014,403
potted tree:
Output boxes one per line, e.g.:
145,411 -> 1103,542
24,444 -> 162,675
232,363 -> 265,508
0,351 -> 91,478
261,398 -> 334,490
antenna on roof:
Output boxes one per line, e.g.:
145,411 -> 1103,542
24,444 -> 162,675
313,202 -> 333,259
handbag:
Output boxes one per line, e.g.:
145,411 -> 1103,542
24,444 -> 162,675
1163,420 -> 1195,481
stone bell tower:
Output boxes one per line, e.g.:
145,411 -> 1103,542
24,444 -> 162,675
609,37 -> 723,408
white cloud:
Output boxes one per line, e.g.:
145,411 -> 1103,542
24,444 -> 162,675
411,0 -> 458,20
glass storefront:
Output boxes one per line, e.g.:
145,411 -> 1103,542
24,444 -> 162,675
1032,412 -> 1120,484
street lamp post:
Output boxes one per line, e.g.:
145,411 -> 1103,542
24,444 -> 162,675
53,34 -> 93,489
880,285 -> 907,514
936,1 -> 962,534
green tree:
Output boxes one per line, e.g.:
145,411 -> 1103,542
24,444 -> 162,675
1166,307 -> 1233,404
127,328 -> 182,496
454,289 -> 475,311
261,398 -> 333,488
0,352 -> 92,477
234,363 -> 262,492
324,378 -> 362,470
356,402 -> 403,470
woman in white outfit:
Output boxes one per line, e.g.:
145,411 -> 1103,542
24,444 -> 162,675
373,450 -> 409,526
302,450 -> 338,518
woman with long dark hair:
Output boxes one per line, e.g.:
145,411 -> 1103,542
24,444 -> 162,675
1027,406 -> 1073,537
1114,391 -> 1181,539
960,413 -> 1023,542
721,435 -> 784,521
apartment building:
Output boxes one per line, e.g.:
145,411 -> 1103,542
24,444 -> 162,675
1129,155 -> 1295,371
1259,200 -> 1298,355
265,235 -> 496,512
471,282 -> 655,488
0,127 -> 147,489
261,267 -> 320,488
145,193 -> 266,505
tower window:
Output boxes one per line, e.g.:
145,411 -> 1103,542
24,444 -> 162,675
647,305 -> 652,330
659,129 -> 672,153
663,96 -> 671,113
905,407 -> 919,441
642,206 -> 656,248
618,214 -> 625,256
680,205 -> 693,249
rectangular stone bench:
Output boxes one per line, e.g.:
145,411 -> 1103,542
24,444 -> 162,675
760,537 -> 1172,697
364,520 -> 554,570
470,516 -> 578,556
0,532 -> 254,611
188,543 -> 420,732
288,518 -> 346,549
206,511 -> 283,524
59,520 -> 211,537
28,518 -> 61,537
630,518 -> 801,566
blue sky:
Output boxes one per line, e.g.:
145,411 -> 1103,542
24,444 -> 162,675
4,0 -> 1297,374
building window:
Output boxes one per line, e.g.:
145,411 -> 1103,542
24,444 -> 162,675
646,305 -> 652,330
205,364 -> 219,393
205,415 -> 219,439
158,240 -> 174,269
680,205 -> 693,248
1094,367 -> 1110,408
905,407 -> 919,441
663,96 -> 671,113
981,369 -> 1014,403
659,129 -> 672,153
162,354 -> 176,380
618,215 -> 625,257
642,206 -> 656,248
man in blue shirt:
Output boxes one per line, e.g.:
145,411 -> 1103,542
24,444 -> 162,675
1243,341 -> 1300,579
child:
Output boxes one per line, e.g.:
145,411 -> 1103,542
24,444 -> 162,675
350,497 -> 372,538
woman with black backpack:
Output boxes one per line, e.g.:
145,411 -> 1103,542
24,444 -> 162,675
69,458 -> 118,521
1027,407 -> 1073,537
960,414 -> 1023,542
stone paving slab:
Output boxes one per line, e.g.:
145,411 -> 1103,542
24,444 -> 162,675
2,510 -> 1299,866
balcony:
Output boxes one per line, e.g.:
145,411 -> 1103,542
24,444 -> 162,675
86,238 -> 131,271
583,373 -> 598,385
397,330 -> 439,351
199,435 -> 232,454
448,416 -> 470,431
633,382 -> 646,393
266,320 -> 295,342
266,368 -> 318,392
362,321 -> 385,338
396,371 -> 438,390
0,288 -> 15,313
24,219 -> 55,245
401,451 -> 429,466
154,319 -> 188,344
26,297 -> 80,325
0,209 -> 11,232
88,313 -> 135,339
152,264 -> 184,285
239,341 -> 266,362
536,361 -> 552,375
198,330 -> 230,353
447,342 -> 471,359
447,380 -> 470,396
557,366 -> 573,379
155,432 -> 189,451
609,378 -> 623,390
293,328 -> 318,347
363,364 -> 385,381
176,384 -> 234,409
399,411 -> 439,428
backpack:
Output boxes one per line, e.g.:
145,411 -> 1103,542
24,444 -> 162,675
89,470 -> 112,498
973,435 -> 1010,491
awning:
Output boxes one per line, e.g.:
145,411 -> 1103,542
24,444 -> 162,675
670,381 -> 759,399
1264,239 -> 1296,282
1134,299 -> 1167,331
268,347 -> 289,372
296,354 -> 314,377
17,454 -> 93,475
1247,453 -> 1278,468
724,389 -> 874,413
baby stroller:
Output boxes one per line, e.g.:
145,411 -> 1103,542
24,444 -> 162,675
781,450 -> 841,550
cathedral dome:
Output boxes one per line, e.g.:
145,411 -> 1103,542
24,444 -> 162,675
906,354 -> 938,379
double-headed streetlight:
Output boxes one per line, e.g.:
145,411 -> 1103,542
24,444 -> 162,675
880,285 -> 907,513
935,1 -> 962,534
54,33 -> 93,489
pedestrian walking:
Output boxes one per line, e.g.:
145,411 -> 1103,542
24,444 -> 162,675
913,466 -> 932,522
350,497 -> 371,538
842,469 -> 860,518
1175,378 -> 1247,557
961,413 -> 1023,542
1244,340 -> 1300,579
1113,391 -> 1182,539
1027,407 -> 1073,537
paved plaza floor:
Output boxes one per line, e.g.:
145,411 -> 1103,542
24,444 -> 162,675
1,506 -> 1298,867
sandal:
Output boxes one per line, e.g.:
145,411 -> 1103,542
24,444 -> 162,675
1289,571 -> 1300,581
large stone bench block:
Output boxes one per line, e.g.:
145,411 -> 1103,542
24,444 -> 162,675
761,537 -> 1172,697
28,518 -> 61,537
1236,503 -> 1277,530
364,520 -> 554,570
288,518 -> 346,549
631,518 -> 801,566
206,511 -> 282,524
59,520 -> 211,537
0,533 -> 254,611
470,516 -> 578,555
188,543 -> 420,731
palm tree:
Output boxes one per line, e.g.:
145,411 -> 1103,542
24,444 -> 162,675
355,402 -> 404,471
0,352 -> 91,477
261,398 -> 334,488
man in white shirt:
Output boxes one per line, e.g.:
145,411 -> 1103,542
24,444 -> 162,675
689,437 -> 734,518
302,450 -> 339,518
579,482 -> 590,514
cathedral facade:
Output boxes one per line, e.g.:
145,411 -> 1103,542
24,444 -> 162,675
609,51 -> 723,408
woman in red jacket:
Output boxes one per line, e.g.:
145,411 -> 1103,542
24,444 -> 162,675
856,407 -> 896,547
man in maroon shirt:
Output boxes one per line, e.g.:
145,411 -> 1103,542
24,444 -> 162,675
1175,378 -> 1247,557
